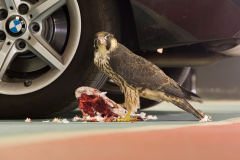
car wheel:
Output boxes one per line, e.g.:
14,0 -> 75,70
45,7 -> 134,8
0,0 -> 120,119
101,67 -> 191,109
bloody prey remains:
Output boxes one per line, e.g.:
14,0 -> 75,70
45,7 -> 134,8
75,87 -> 157,122
75,87 -> 127,122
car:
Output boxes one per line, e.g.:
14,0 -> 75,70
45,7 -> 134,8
0,0 -> 238,119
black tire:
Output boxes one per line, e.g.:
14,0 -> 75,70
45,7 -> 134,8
0,0 -> 121,119
101,67 -> 191,110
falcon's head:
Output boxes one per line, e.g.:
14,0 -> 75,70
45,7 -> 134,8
94,32 -> 118,52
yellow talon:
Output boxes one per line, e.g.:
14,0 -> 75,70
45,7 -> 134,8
117,111 -> 137,122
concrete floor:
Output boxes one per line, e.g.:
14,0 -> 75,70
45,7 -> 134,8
1,101 -> 240,139
1,101 -> 240,160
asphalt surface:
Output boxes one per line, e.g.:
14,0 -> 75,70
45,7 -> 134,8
1,101 -> 240,138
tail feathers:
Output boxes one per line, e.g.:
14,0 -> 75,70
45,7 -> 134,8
167,95 -> 204,120
197,109 -> 212,121
179,85 -> 203,103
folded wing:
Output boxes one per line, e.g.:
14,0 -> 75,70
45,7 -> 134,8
109,44 -> 202,103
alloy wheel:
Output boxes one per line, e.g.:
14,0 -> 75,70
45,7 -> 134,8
0,0 -> 81,95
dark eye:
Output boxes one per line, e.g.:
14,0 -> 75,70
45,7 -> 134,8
105,35 -> 109,39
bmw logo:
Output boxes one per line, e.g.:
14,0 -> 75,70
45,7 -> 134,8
6,16 -> 26,37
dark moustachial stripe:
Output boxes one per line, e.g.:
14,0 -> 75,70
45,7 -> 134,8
106,39 -> 111,50
105,33 -> 112,51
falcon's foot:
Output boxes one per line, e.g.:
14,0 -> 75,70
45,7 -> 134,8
117,111 -> 137,122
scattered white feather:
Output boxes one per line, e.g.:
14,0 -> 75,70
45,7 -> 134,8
62,118 -> 70,124
139,112 -> 147,119
84,115 -> 105,122
72,116 -> 82,121
25,118 -> 32,123
52,118 -> 61,123
147,115 -> 158,120
42,120 -> 50,123
132,112 -> 157,121
199,115 -> 211,122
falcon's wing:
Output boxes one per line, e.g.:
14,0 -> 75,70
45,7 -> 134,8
109,44 -> 201,101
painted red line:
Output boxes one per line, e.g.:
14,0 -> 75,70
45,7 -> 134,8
1,123 -> 240,160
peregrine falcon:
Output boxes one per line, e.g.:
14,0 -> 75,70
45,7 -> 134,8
94,31 -> 211,122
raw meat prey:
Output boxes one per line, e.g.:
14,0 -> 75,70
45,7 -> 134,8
75,87 -> 127,122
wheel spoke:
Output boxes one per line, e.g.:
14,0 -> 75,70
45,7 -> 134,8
28,0 -> 66,23
2,0 -> 17,11
0,40 -> 17,81
27,36 -> 64,71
